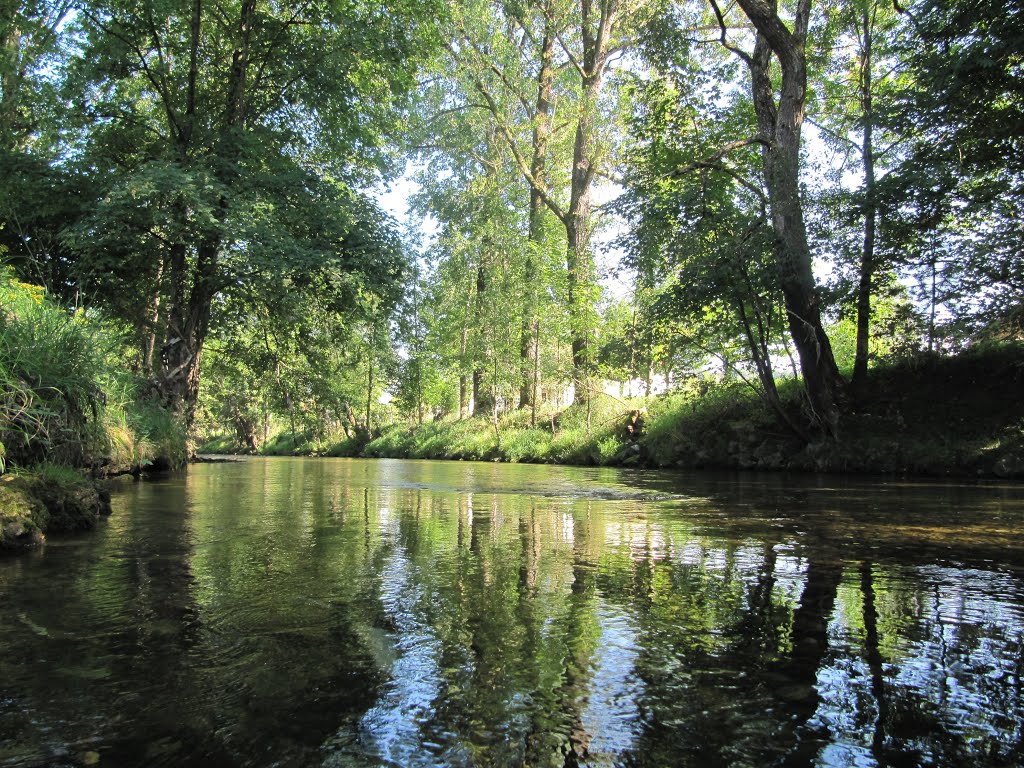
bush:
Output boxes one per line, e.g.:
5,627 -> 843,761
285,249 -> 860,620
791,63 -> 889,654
501,428 -> 551,463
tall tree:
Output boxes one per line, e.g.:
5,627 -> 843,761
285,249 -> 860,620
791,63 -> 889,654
445,0 -> 648,403
808,0 -> 905,388
621,71 -> 804,432
62,0 -> 437,426
708,0 -> 844,433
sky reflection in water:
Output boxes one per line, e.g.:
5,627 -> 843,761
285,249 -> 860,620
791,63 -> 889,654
1,458 -> 1022,768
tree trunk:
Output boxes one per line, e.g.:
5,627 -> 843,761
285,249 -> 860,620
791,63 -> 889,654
365,326 -> 375,435
159,234 -> 217,429
154,0 -> 257,432
0,22 -> 24,151
563,0 -> 615,404
740,0 -> 843,435
519,14 -> 554,411
472,252 -> 494,416
142,259 -> 164,379
532,316 -> 541,426
852,5 -> 877,391
459,323 -> 470,420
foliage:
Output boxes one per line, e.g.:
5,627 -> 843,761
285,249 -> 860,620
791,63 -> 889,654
1,267 -> 106,467
878,0 -> 1024,339
4,0 -> 1024,475
825,293 -> 925,373
618,68 -> 797,421
0,266 -> 184,472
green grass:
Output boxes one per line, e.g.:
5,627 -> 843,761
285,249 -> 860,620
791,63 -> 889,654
1,268 -> 187,475
194,344 -> 1024,479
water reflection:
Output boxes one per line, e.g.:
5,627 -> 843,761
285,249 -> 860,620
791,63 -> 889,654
0,459 -> 1022,768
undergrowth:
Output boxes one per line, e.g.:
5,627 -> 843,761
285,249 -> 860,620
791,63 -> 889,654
1,267 -> 185,475
197,344 -> 1024,478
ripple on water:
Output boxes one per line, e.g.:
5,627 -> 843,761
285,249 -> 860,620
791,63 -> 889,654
2,459 -> 1023,768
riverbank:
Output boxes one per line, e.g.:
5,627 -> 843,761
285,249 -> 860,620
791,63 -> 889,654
0,466 -> 114,551
1,269 -> 188,551
200,344 -> 1024,479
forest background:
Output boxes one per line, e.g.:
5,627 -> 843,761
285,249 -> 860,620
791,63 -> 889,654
1,0 -> 1023,513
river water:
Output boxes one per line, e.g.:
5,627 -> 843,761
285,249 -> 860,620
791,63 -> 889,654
1,458 -> 1022,767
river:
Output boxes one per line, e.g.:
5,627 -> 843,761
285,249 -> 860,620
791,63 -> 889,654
1,458 -> 1022,767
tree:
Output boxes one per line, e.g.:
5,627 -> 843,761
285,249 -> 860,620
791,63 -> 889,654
0,1 -> 85,297
880,0 -> 1024,339
411,133 -> 541,420
710,0 -> 844,434
620,71 -> 804,431
808,0 -> 905,388
60,0 -> 437,427
0,0 -> 70,152
442,0 -> 650,403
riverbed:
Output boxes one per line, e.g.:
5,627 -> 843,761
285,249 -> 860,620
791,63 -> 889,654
1,458 -> 1022,767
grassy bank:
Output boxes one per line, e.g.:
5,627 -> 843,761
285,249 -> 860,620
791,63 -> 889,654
1,269 -> 186,550
200,344 -> 1024,480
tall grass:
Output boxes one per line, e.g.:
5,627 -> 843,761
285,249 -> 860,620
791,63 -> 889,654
1,268 -> 186,473
1,269 -> 105,467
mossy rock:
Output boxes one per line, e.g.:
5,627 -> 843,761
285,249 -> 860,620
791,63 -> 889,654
28,472 -> 111,533
0,478 -> 45,551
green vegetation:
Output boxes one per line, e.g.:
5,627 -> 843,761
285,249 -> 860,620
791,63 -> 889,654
2,0 -> 1022,538
0,268 -> 177,548
200,344 -> 1024,479
1,267 -> 183,472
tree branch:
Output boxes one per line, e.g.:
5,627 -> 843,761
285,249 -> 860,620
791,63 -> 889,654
709,0 -> 754,66
668,136 -> 772,177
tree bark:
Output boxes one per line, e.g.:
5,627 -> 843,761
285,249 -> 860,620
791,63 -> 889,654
739,0 -> 843,435
852,5 -> 877,391
0,22 -> 24,150
519,10 -> 555,410
459,319 -> 471,419
159,229 -> 217,427
142,259 -> 164,378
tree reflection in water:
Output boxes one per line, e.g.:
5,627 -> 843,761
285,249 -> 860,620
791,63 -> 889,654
0,459 -> 1022,768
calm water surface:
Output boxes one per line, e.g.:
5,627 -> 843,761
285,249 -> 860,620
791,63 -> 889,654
1,458 -> 1023,767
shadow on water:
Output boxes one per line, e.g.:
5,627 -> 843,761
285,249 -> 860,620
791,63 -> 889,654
1,458 -> 1023,767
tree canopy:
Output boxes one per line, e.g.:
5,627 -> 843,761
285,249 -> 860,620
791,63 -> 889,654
1,0 -> 1019,447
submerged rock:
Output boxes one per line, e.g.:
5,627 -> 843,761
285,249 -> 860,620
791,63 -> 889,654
30,476 -> 111,533
0,472 -> 112,552
0,479 -> 45,551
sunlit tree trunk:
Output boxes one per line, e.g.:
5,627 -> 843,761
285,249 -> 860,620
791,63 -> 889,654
738,0 -> 844,435
853,4 -> 878,391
